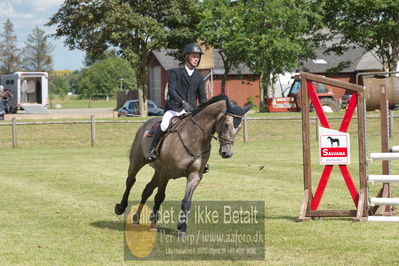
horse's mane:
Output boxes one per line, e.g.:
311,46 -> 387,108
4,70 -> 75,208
192,94 -> 230,116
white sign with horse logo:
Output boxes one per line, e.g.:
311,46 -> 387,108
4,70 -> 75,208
319,127 -> 350,165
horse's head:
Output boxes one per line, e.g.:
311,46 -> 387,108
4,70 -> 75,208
216,101 -> 252,158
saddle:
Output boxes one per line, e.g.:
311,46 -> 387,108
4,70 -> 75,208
146,114 -> 188,137
146,114 -> 189,152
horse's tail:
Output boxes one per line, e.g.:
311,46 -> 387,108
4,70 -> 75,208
129,124 -> 146,161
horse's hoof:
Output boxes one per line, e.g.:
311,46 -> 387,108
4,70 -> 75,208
149,223 -> 157,232
114,203 -> 125,215
132,216 -> 140,225
177,230 -> 187,238
132,214 -> 140,224
149,222 -> 156,227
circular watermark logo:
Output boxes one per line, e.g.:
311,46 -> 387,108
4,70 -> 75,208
125,204 -> 157,258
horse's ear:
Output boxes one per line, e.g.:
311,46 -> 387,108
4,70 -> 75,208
242,104 -> 252,114
226,99 -> 233,110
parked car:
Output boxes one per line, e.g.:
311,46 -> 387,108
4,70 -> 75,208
118,100 -> 164,117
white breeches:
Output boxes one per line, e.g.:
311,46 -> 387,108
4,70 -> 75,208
160,109 -> 187,131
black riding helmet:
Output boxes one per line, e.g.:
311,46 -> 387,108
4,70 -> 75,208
183,43 -> 203,57
183,43 -> 203,67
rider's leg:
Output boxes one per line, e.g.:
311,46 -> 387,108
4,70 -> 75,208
147,127 -> 165,161
147,110 -> 182,161
160,110 -> 185,131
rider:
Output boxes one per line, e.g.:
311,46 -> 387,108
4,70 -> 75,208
147,43 -> 208,161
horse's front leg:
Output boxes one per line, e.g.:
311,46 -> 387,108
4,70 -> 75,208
178,172 -> 201,237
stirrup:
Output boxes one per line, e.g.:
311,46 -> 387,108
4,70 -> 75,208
147,148 -> 158,162
203,164 -> 210,173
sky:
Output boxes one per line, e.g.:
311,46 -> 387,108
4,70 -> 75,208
0,0 -> 85,71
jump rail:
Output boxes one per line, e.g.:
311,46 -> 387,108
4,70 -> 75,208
368,175 -> 399,183
370,153 -> 399,161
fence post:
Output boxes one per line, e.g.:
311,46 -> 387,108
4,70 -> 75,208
12,117 -> 17,148
243,114 -> 248,143
91,115 -> 96,146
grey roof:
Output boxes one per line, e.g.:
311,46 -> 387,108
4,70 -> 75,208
299,46 -> 382,73
212,51 -> 253,75
153,45 -> 383,75
152,49 -> 180,71
152,49 -> 254,75
356,51 -> 383,71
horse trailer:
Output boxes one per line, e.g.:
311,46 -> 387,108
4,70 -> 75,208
0,72 -> 49,113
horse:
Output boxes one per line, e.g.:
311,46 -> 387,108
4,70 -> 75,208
114,94 -> 251,236
327,136 -> 340,147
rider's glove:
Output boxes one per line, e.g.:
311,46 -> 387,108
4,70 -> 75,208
182,101 -> 194,113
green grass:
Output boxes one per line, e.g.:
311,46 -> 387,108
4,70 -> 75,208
1,112 -> 399,264
48,95 -> 116,109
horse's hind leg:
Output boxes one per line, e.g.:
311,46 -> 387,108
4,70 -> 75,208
132,171 -> 160,224
150,178 -> 169,230
114,155 -> 146,215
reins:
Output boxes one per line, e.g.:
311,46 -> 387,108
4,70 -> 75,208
166,111 -> 241,174
187,115 -> 218,141
166,115 -> 212,174
188,112 -> 243,145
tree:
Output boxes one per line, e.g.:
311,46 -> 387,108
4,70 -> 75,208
83,49 -> 118,67
240,0 -> 323,110
22,26 -> 55,72
79,56 -> 136,99
0,18 -> 22,74
197,0 -> 246,94
320,0 -> 399,72
48,0 -> 199,116
50,75 -> 70,99
66,70 -> 84,95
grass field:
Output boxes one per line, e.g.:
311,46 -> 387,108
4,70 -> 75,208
1,111 -> 399,265
48,95 -> 116,109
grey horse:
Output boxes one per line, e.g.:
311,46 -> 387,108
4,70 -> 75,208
115,94 -> 251,236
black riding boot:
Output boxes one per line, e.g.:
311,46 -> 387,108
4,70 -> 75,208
147,127 -> 165,162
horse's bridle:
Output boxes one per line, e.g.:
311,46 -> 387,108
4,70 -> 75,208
216,112 -> 243,145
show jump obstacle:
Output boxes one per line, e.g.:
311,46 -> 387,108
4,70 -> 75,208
298,72 -> 367,221
367,84 -> 399,222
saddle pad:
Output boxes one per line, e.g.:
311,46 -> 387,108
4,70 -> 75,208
146,121 -> 161,137
146,114 -> 188,137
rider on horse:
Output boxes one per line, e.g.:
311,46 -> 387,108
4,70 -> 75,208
146,43 -> 208,161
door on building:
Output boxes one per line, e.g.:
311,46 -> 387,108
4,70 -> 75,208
150,66 -> 162,107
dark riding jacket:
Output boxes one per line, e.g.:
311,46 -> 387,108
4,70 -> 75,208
165,67 -> 207,112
